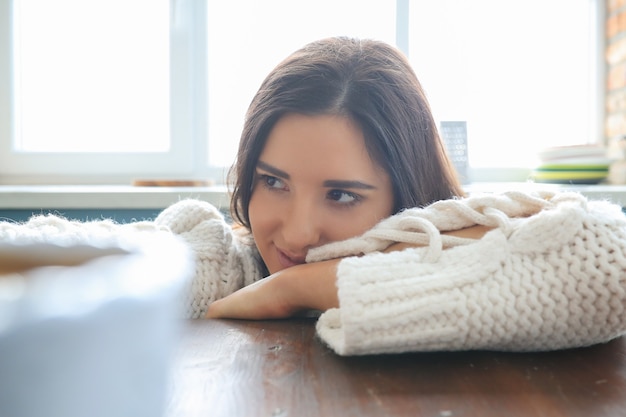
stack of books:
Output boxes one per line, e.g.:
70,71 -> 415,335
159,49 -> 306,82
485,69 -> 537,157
531,145 -> 612,184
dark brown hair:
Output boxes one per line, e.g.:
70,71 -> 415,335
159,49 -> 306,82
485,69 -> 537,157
230,37 -> 464,228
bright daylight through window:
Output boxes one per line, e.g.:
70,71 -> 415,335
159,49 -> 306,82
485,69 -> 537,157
408,0 -> 598,169
0,0 -> 601,184
13,0 -> 169,153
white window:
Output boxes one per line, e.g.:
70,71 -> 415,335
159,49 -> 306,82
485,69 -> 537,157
0,0 -> 603,185
408,0 -> 602,178
0,0 -> 201,184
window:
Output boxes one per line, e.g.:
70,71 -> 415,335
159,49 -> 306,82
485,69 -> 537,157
0,0 -> 200,183
0,0 -> 603,185
14,0 -> 170,153
407,0 -> 601,174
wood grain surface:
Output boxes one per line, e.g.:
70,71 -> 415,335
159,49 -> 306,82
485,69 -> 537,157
166,319 -> 626,417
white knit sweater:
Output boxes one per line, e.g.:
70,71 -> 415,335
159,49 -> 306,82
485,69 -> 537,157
0,200 -> 264,320
153,199 -> 264,317
2,191 -> 625,355
309,190 -> 626,354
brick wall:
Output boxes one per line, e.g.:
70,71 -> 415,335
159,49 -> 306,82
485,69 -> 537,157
606,0 -> 626,141
602,0 -> 626,185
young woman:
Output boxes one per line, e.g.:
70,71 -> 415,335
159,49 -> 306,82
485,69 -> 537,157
3,37 -> 626,355
153,37 -> 626,355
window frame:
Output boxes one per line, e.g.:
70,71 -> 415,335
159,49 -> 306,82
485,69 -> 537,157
0,0 -> 220,185
0,0 -> 606,185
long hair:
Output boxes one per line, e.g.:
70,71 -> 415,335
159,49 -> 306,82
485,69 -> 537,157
230,37 -> 464,229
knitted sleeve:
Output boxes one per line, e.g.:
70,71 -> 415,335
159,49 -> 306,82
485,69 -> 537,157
154,199 -> 265,318
0,199 -> 264,320
309,191 -> 626,355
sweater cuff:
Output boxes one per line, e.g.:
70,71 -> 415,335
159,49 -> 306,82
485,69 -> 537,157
315,232 -> 507,355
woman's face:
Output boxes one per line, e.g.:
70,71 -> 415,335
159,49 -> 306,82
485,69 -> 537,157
248,113 -> 394,274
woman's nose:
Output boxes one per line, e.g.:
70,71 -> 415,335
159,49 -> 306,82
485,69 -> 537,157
280,198 -> 322,254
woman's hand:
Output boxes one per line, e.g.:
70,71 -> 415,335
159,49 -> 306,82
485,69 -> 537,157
206,259 -> 340,319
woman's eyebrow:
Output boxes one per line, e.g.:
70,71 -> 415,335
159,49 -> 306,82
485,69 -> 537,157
323,179 -> 376,190
256,160 -> 290,179
257,160 -> 375,189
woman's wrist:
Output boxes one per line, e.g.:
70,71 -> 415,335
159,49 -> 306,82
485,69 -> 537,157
281,259 -> 340,312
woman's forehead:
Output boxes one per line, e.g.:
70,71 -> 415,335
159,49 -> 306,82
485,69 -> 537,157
258,113 -> 387,181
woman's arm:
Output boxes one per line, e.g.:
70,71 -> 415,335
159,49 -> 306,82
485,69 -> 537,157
206,258 -> 340,319
211,192 -> 626,354
205,225 -> 492,319
155,199 -> 266,318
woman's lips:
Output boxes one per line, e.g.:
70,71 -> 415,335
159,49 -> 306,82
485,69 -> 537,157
276,248 -> 306,270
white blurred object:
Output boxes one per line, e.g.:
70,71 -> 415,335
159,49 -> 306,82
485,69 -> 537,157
0,232 -> 194,417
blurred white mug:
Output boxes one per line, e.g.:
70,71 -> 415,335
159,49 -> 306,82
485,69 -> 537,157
0,232 -> 194,417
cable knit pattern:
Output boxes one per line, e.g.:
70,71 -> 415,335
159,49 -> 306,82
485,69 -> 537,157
312,191 -> 626,355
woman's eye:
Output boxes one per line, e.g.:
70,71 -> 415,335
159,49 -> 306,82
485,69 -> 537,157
327,190 -> 360,205
260,174 -> 287,191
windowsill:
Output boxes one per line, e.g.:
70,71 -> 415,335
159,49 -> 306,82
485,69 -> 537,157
2,182 -> 626,210
0,184 -> 231,210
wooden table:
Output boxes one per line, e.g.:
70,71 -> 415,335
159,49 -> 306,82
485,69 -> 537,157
166,319 -> 626,417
